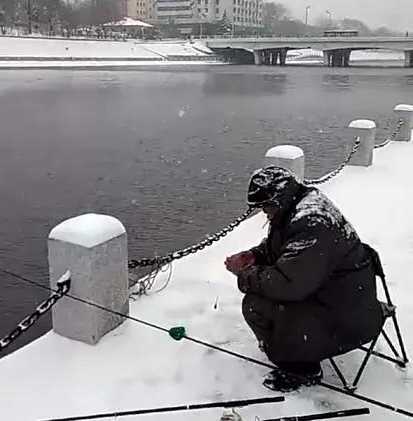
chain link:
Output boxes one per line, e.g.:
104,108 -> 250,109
128,207 -> 255,270
374,118 -> 404,149
304,135 -> 361,186
0,272 -> 71,352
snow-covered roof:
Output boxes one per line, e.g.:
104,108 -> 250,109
103,17 -> 153,28
0,135 -> 412,421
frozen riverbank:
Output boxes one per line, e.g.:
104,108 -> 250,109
0,36 -> 219,68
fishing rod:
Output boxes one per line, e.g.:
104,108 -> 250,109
39,396 -> 285,421
264,407 -> 370,421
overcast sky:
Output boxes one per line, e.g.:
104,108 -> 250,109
281,0 -> 413,31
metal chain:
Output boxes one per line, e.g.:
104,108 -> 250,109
130,262 -> 173,297
374,118 -> 404,149
128,208 -> 255,270
304,135 -> 361,186
0,271 -> 71,352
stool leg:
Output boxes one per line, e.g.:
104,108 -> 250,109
391,315 -> 409,365
381,329 -> 400,359
353,335 -> 380,388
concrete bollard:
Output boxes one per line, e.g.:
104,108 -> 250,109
348,120 -> 376,167
263,145 -> 305,181
48,213 -> 129,345
394,104 -> 413,141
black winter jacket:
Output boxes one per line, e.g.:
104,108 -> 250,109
238,185 -> 384,362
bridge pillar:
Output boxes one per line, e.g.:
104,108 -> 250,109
343,50 -> 351,67
404,51 -> 413,67
279,48 -> 287,66
263,50 -> 271,65
253,50 -> 263,65
271,49 -> 278,65
333,51 -> 342,67
327,49 -> 351,67
323,51 -> 330,66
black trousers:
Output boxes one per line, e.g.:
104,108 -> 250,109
242,293 -> 321,375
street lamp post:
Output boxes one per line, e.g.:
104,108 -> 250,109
326,9 -> 332,27
305,5 -> 310,26
199,10 -> 207,39
27,0 -> 32,34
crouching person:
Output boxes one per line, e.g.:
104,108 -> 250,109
225,166 -> 384,392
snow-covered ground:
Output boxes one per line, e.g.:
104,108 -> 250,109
0,37 -> 216,68
0,60 -> 219,69
0,131 -> 412,420
287,49 -> 404,65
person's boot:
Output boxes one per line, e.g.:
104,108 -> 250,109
263,364 -> 322,392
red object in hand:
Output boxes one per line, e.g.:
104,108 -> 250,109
225,251 -> 255,275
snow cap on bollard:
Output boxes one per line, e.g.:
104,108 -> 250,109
394,104 -> 413,142
48,213 -> 129,345
348,119 -> 376,167
263,145 -> 305,182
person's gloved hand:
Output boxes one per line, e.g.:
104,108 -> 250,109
225,251 -> 255,275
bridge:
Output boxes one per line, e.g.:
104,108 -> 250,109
205,36 -> 413,67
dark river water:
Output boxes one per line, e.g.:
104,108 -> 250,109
1,63 -> 413,356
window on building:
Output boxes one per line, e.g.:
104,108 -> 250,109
198,7 -> 201,12
205,7 -> 208,12
216,7 -> 219,13
216,0 -> 219,4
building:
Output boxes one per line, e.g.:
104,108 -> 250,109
156,0 -> 263,29
156,0 -> 194,24
125,0 -> 156,20
125,0 -> 263,31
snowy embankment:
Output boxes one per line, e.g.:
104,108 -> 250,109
0,37 -> 217,68
287,49 -> 404,65
0,138 -> 413,421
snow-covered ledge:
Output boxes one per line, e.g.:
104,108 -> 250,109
48,213 -> 129,345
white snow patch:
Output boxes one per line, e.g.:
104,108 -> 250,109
49,213 -> 125,248
0,37 -> 216,64
282,238 -> 318,259
394,104 -> 413,112
349,119 -> 377,129
189,41 -> 214,54
0,60 -> 220,68
265,145 -> 304,160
